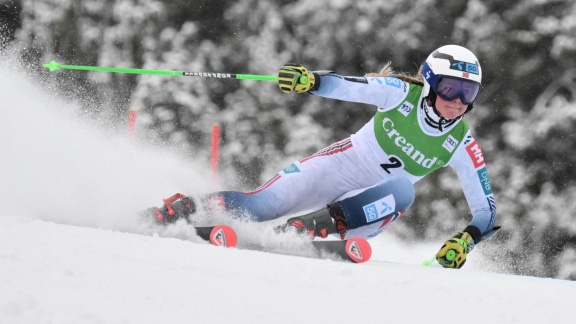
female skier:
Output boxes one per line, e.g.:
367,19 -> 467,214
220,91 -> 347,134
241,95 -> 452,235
147,45 -> 497,269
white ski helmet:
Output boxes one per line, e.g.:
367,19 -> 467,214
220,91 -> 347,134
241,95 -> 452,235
422,45 -> 482,106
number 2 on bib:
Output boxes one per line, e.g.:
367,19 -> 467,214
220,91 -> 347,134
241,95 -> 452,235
380,156 -> 403,174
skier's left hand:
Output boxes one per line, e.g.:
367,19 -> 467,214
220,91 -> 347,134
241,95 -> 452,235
436,231 -> 475,269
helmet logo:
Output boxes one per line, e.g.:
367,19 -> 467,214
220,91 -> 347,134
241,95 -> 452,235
451,62 -> 465,70
460,62 -> 479,75
432,51 -> 479,75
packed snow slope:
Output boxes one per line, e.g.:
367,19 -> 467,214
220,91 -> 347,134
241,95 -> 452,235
1,57 -> 575,324
1,217 -> 575,324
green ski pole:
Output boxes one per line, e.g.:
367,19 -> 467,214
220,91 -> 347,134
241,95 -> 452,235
43,61 -> 278,82
422,255 -> 437,266
422,249 -> 455,266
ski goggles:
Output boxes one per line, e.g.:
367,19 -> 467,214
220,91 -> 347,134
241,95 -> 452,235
432,75 -> 481,105
423,62 -> 481,105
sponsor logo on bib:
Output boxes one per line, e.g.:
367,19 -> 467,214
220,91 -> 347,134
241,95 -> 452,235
398,101 -> 414,117
443,135 -> 459,153
382,117 -> 439,168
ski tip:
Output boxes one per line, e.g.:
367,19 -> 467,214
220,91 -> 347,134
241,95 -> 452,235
209,225 -> 237,248
345,238 -> 372,263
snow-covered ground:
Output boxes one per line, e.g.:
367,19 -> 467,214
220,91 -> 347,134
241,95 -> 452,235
2,216 -> 575,324
1,54 -> 575,324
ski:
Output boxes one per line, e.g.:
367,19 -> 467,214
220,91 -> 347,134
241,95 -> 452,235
194,225 -> 371,263
311,238 -> 372,263
194,225 -> 238,248
141,203 -> 237,247
144,196 -> 370,262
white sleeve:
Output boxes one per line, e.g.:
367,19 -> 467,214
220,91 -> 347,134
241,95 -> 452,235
449,132 -> 497,234
310,73 -> 408,110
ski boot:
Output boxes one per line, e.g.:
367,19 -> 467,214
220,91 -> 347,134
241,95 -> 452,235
275,202 -> 349,239
144,193 -> 197,225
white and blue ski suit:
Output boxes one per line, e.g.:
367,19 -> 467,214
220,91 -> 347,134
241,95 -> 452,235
205,72 -> 497,240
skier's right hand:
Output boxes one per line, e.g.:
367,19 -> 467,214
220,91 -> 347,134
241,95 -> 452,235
277,63 -> 316,93
436,231 -> 474,269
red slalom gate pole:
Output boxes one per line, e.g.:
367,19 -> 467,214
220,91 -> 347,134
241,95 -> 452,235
211,123 -> 221,186
128,109 -> 137,138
